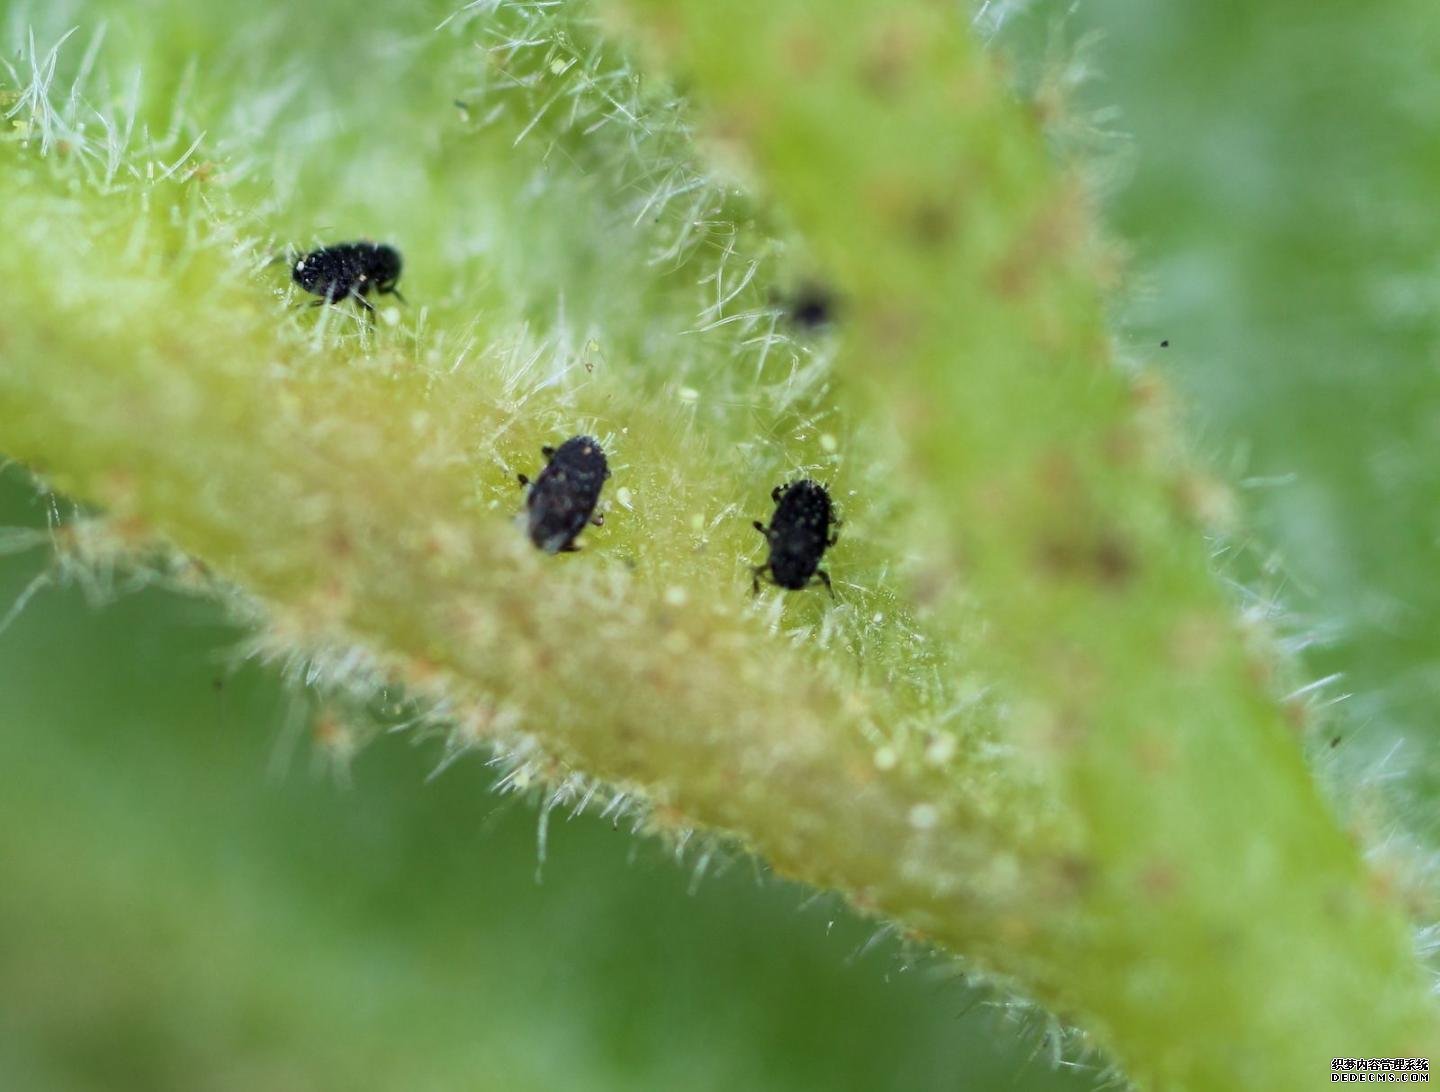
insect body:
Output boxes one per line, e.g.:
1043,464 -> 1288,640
752,479 -> 838,595
291,241 -> 404,316
517,436 -> 610,553
784,283 -> 837,331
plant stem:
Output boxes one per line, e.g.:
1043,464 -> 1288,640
606,0 -> 1440,1085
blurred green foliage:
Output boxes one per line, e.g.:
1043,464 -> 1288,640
1066,0 -> 1440,856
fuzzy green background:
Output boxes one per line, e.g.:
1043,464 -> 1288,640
2,0 -> 1437,1089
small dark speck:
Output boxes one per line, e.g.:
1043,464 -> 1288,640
1160,339 -> 1170,348
782,284 -> 838,331
1330,735 -> 1342,748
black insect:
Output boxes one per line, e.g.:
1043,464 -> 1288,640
752,479 -> 838,595
517,436 -> 610,553
775,282 -> 838,332
290,241 -> 404,317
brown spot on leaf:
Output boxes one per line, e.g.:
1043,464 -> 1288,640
1030,702 -> 1090,754
1282,697 -> 1310,735
1169,614 -> 1224,670
108,514 -> 151,546
1036,450 -> 1080,495
1094,535 -> 1134,585
909,198 -> 954,248
404,656 -> 443,689
1030,453 -> 1139,587
784,26 -> 826,76
1129,371 -> 1172,411
312,711 -> 348,749
1172,471 -> 1237,531
1133,735 -> 1175,776
1139,861 -> 1179,900
99,467 -> 140,515
1056,854 -> 1095,894
988,182 -> 1086,298
1102,423 -> 1141,466
860,16 -> 923,98
910,559 -> 959,610
1037,530 -> 1136,589
868,300 -> 922,358
1245,652 -> 1277,692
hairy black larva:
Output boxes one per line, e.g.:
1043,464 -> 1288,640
517,436 -> 610,553
291,241 -> 404,317
752,479 -> 838,595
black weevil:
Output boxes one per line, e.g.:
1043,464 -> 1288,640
517,436 -> 610,553
752,479 -> 838,595
291,241 -> 404,317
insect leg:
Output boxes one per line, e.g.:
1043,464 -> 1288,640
350,292 -> 376,321
814,570 -> 835,598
